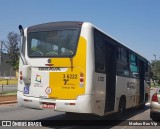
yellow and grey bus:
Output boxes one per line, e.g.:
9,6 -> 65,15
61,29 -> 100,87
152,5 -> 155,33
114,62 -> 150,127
17,21 -> 150,116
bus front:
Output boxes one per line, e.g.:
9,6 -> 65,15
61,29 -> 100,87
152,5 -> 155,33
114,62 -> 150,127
17,22 -> 92,114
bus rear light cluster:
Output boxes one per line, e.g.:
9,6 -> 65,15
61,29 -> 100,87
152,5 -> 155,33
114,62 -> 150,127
80,72 -> 84,87
20,71 -> 23,80
80,72 -> 84,82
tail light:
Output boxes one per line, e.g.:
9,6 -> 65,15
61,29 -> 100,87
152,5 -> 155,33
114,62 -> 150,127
80,72 -> 84,87
80,72 -> 84,77
20,71 -> 23,80
80,72 -> 84,82
152,93 -> 158,102
80,78 -> 84,83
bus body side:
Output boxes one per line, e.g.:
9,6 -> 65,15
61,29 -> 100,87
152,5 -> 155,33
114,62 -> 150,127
92,27 -> 148,116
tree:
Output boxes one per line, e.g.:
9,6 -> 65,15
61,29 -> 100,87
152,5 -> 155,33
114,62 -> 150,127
3,32 -> 20,71
151,60 -> 160,84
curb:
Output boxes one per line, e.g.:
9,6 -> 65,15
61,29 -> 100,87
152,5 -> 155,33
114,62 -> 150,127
0,100 -> 17,105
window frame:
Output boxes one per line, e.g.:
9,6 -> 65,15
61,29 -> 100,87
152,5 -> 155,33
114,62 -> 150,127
94,29 -> 106,73
27,28 -> 81,58
116,46 -> 130,77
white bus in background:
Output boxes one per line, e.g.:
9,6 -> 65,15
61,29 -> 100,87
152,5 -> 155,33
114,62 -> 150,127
17,21 -> 150,116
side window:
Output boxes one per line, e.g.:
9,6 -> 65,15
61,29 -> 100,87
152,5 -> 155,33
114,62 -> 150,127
117,47 -> 129,76
94,30 -> 105,73
129,53 -> 139,78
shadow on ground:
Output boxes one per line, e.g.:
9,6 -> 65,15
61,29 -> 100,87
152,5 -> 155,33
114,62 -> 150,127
32,105 -> 155,129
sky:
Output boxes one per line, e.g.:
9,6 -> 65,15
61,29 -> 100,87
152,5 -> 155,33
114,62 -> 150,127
0,0 -> 160,61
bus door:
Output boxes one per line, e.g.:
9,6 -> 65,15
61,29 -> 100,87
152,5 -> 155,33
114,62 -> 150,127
139,60 -> 145,104
104,42 -> 116,113
94,30 -> 116,115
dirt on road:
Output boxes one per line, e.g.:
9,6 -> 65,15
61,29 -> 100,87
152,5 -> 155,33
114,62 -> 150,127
0,95 -> 17,102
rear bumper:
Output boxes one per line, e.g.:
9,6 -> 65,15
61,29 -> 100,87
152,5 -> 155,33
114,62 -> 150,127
17,91 -> 93,113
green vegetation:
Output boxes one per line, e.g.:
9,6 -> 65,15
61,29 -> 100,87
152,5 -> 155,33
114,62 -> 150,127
151,84 -> 160,87
1,32 -> 20,71
150,82 -> 160,87
0,91 -> 17,96
150,60 -> 160,85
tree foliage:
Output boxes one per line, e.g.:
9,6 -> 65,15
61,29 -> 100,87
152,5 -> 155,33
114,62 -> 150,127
3,32 -> 20,71
151,60 -> 160,84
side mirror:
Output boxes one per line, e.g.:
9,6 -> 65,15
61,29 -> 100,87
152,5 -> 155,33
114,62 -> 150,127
18,25 -> 27,65
19,25 -> 24,36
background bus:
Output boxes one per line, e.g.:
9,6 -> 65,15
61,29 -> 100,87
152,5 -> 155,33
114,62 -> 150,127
17,21 -> 150,116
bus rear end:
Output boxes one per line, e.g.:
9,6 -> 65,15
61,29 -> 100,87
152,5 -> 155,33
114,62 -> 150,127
17,22 -> 93,114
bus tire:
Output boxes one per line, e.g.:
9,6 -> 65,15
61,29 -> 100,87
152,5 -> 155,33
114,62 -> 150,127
117,96 -> 126,119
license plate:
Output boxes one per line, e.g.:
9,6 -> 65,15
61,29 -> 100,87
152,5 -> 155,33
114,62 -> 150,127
42,103 -> 55,109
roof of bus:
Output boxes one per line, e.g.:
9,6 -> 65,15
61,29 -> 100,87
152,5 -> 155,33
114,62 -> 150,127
27,21 -> 149,62
27,21 -> 84,32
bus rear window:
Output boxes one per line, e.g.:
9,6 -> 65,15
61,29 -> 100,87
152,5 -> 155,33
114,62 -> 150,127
28,29 -> 79,57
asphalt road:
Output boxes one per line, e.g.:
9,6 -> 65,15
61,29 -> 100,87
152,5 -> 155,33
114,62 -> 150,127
0,103 -> 160,129
0,88 -> 159,129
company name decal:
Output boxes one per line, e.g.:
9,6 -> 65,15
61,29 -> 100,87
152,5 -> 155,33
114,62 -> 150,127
39,67 -> 61,71
34,74 -> 43,87
35,75 -> 42,83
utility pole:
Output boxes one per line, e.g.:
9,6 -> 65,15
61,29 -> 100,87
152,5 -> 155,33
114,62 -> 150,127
153,54 -> 157,61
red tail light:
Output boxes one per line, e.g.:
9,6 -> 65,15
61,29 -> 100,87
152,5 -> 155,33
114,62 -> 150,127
20,71 -> 23,80
152,93 -> 158,102
20,76 -> 23,80
80,78 -> 84,83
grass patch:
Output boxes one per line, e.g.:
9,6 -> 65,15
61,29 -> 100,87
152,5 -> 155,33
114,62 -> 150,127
0,91 -> 17,96
151,83 -> 160,87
